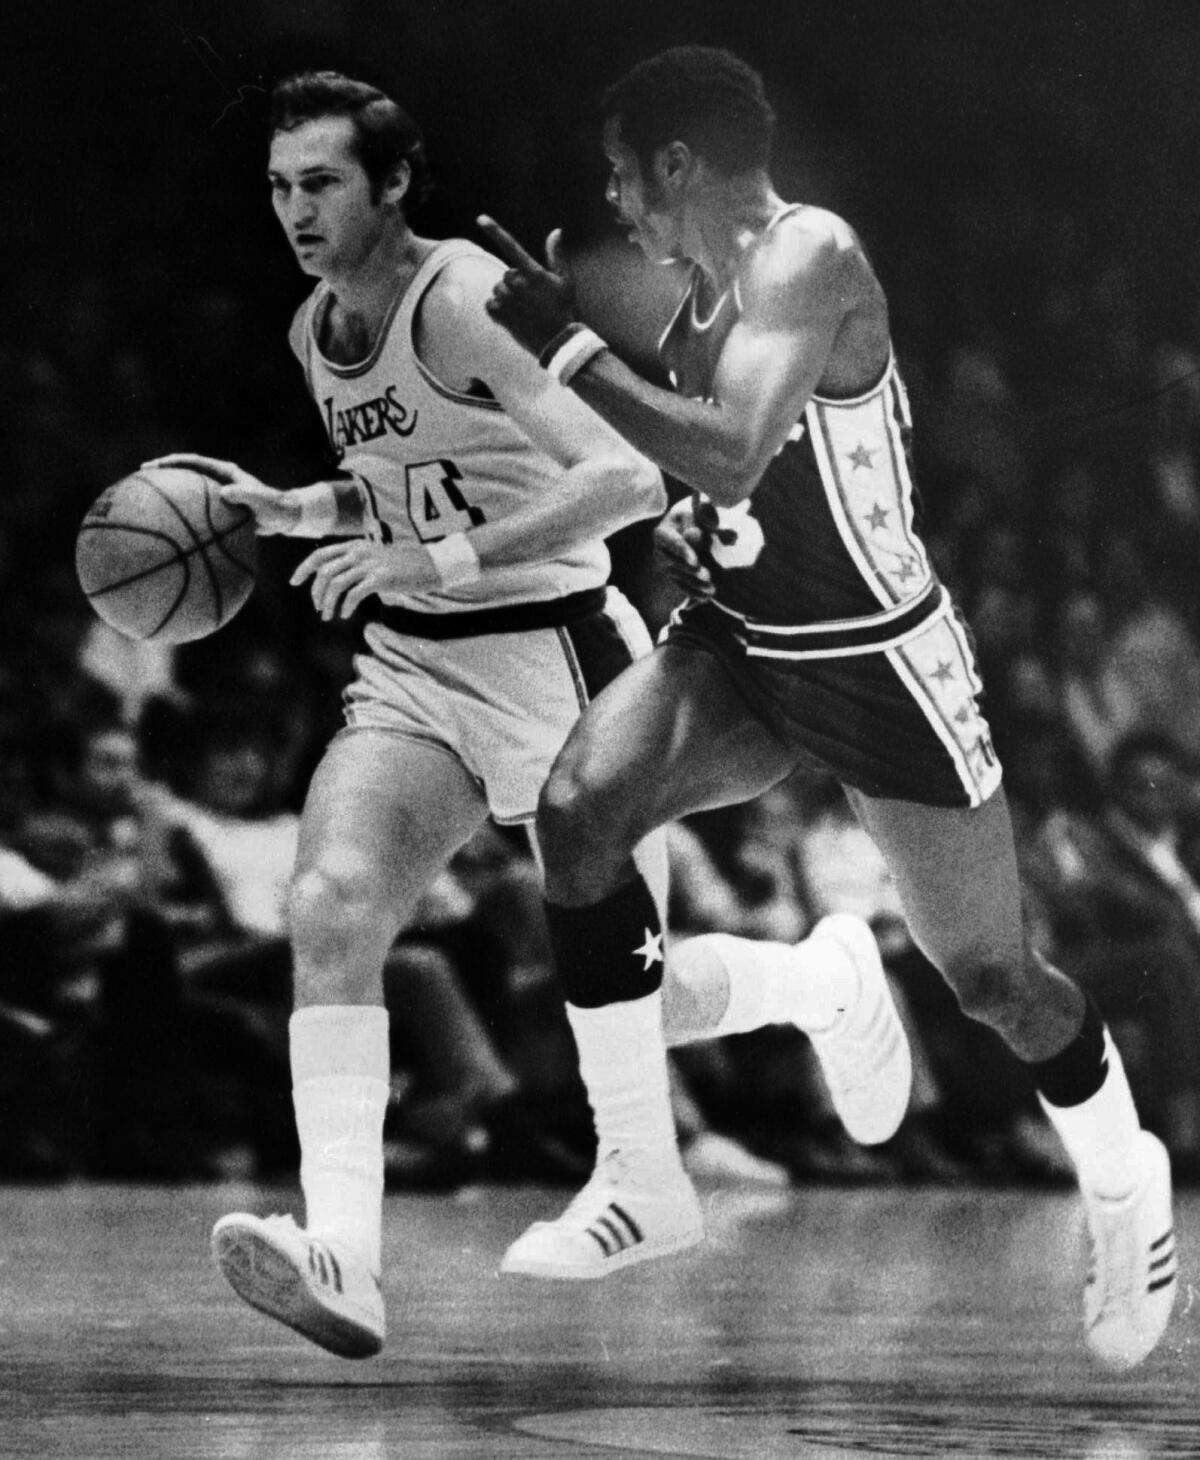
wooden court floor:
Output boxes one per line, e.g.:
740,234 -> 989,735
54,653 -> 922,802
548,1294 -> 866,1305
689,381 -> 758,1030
1,1178 -> 1198,1459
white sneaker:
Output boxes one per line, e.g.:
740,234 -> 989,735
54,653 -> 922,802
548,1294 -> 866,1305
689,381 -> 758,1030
682,1131 -> 790,1187
804,914 -> 912,1145
501,1146 -> 704,1279
1081,1131 -> 1177,1371
211,1212 -> 385,1359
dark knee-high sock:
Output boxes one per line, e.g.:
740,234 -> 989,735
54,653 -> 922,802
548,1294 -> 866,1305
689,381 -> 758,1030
543,875 -> 678,1163
1027,994 -> 1142,1198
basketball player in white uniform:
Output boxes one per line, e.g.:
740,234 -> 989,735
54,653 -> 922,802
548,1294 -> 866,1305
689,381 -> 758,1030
480,47 -> 1176,1371
150,71 -> 909,1358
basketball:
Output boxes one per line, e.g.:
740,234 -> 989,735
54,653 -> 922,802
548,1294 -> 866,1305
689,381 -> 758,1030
75,466 -> 258,643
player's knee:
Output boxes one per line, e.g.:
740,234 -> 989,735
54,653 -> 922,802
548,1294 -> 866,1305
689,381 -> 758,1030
944,950 -> 1030,1034
536,764 -> 645,903
287,861 -> 381,965
537,764 -> 624,862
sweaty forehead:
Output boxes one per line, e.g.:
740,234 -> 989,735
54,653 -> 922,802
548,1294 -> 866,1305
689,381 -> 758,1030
268,116 -> 359,174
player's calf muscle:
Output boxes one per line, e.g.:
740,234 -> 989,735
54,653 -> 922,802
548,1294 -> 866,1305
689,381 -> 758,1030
943,955 -> 1025,1028
943,944 -> 1082,1059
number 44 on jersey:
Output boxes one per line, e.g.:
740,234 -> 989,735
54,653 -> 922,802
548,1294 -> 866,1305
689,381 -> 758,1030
407,459 -> 486,541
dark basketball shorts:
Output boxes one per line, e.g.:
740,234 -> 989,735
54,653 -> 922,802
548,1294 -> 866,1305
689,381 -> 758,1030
664,589 -> 1002,809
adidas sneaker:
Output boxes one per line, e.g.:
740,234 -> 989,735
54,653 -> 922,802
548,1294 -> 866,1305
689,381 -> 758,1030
501,1146 -> 703,1279
1081,1130 -> 1177,1371
211,1212 -> 385,1359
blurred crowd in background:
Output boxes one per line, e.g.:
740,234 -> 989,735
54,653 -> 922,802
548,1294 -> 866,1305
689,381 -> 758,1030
4,1 -> 1200,1191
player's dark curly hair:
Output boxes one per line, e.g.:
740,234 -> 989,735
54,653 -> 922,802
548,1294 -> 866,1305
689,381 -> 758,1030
602,47 -> 776,177
269,71 -> 430,208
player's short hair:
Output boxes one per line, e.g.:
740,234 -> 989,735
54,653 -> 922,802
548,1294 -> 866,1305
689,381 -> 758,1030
269,70 -> 430,207
602,47 -> 776,178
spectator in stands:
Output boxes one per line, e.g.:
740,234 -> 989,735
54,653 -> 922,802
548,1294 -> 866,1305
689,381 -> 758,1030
0,732 -> 102,1177
1011,725 -> 1200,1174
1096,538 -> 1200,766
14,717 -> 277,1178
1051,588 -> 1143,776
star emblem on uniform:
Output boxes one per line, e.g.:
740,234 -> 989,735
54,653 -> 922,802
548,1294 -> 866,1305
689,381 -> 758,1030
633,929 -> 664,971
896,556 -> 919,581
954,704 -> 973,724
866,503 -> 889,531
931,659 -> 955,684
847,441 -> 876,471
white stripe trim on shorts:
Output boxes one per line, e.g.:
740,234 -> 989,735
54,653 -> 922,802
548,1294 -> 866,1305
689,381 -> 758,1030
885,613 -> 1000,808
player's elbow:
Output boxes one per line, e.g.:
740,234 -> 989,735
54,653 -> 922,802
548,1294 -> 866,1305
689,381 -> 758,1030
699,456 -> 764,507
694,428 -> 768,506
614,452 -> 667,516
637,457 -> 669,515
701,476 -> 758,507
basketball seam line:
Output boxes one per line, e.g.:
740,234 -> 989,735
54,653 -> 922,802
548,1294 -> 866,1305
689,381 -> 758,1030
78,521 -> 253,597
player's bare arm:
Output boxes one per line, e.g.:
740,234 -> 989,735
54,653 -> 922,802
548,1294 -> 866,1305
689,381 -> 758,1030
283,257 -> 669,622
134,453 -> 395,618
282,258 -> 660,625
142,294 -> 393,544
140,453 -> 371,538
481,213 -> 876,507
415,253 -> 665,543
166,258 -> 666,623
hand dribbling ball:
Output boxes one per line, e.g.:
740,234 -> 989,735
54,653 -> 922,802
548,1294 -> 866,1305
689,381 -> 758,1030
75,466 -> 257,643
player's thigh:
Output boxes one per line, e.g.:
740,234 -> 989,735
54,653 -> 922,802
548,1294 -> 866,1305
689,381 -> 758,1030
548,642 -> 797,832
296,727 -> 488,926
844,784 -> 1026,973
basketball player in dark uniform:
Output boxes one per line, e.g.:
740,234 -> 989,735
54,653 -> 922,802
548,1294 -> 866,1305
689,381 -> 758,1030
480,46 -> 1175,1371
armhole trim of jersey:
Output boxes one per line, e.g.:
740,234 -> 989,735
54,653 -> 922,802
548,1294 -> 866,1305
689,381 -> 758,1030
409,253 -> 506,411
302,296 -> 318,396
811,347 -> 896,408
412,346 -> 505,411
290,290 -> 319,396
690,277 -> 733,332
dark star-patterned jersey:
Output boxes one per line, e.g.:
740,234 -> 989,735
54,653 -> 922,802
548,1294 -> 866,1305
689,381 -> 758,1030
659,209 -> 942,661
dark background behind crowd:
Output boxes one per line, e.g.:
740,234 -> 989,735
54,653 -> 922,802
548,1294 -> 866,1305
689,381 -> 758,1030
5,0 -> 1200,1190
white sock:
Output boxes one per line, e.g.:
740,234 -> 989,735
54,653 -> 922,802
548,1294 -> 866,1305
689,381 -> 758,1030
290,1005 -> 390,1273
672,931 -> 857,1040
1039,1030 -> 1144,1200
567,992 -> 680,1163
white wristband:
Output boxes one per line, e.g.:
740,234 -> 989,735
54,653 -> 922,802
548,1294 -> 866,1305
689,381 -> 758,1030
543,325 -> 607,385
427,532 -> 482,589
292,485 -> 339,537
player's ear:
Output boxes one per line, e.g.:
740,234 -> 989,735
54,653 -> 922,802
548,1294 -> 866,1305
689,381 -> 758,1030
656,141 -> 693,193
545,228 -> 566,275
381,159 -> 412,210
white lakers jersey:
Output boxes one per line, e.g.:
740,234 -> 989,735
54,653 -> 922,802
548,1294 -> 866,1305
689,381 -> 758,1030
294,239 -> 610,613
